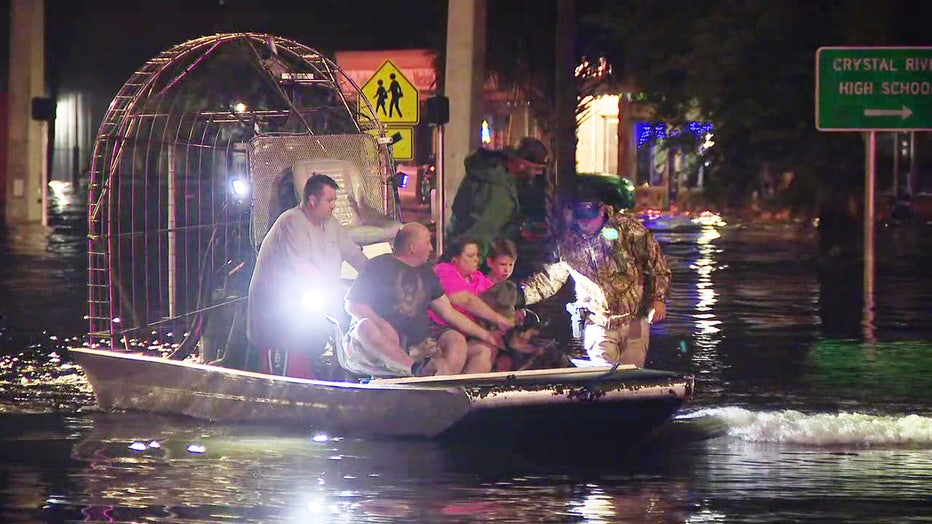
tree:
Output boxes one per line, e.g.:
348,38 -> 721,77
584,0 -> 921,209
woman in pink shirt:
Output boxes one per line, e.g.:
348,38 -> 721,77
428,237 -> 514,331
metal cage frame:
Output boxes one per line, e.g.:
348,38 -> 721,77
86,33 -> 394,350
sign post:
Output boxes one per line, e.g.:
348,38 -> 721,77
816,47 -> 932,340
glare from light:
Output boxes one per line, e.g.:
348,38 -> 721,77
48,180 -> 72,207
231,178 -> 250,198
480,119 -> 492,144
233,102 -> 247,113
569,489 -> 614,521
148,441 -> 161,449
129,441 -> 147,452
697,228 -> 721,244
642,208 -> 662,221
692,210 -> 727,228
301,289 -> 329,312
312,433 -> 329,442
689,219 -> 724,375
187,444 -> 207,454
686,509 -> 728,523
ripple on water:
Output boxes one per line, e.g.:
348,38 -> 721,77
0,344 -> 95,413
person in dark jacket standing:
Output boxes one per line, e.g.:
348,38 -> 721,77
447,137 -> 550,273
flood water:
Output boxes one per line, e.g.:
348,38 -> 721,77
1,184 -> 931,523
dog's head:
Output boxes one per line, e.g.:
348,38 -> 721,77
506,310 -> 549,354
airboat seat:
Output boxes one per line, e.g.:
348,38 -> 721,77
248,134 -> 401,253
292,158 -> 402,247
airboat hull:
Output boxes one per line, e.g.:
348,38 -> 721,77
375,366 -> 695,438
73,348 -> 693,439
70,348 -> 470,438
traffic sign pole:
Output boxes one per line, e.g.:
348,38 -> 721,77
435,125 -> 445,254
863,131 -> 876,342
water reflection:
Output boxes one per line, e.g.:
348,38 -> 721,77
691,226 -> 724,393
0,182 -> 87,355
3,190 -> 932,522
692,435 -> 932,523
805,338 -> 932,412
50,413 -> 703,523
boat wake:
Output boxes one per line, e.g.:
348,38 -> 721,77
680,407 -> 932,447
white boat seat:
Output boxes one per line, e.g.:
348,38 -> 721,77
248,134 -> 398,251
292,158 -> 401,247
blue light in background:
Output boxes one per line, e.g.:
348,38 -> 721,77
636,121 -> 714,150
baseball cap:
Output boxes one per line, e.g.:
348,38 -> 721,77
504,136 -> 549,166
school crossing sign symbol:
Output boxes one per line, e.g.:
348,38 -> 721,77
359,60 -> 419,125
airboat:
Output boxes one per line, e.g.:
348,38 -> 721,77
70,33 -> 693,439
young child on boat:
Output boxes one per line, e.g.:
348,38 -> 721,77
458,237 -> 547,371
485,238 -> 518,284
482,238 -> 565,371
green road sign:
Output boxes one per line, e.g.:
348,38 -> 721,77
816,47 -> 932,131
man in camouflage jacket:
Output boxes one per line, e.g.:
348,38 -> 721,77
520,197 -> 671,367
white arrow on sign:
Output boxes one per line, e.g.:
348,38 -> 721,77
863,106 -> 913,120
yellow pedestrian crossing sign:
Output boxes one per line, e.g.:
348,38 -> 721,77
359,60 -> 419,125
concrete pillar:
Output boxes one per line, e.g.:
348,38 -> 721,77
443,0 -> 486,216
5,0 -> 47,224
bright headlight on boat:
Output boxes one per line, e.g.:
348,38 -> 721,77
301,289 -> 327,312
230,178 -> 250,198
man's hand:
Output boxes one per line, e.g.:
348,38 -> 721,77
649,300 -> 666,323
481,329 -> 505,350
515,308 -> 527,325
348,194 -> 394,227
494,314 -> 516,331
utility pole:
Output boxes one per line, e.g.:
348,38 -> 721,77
553,0 -> 576,195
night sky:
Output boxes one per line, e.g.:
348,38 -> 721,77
12,0 -> 448,96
